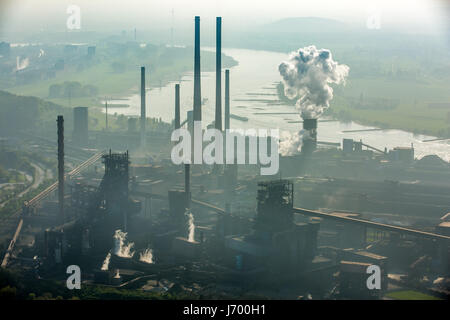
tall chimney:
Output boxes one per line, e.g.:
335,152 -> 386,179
175,84 -> 180,130
225,69 -> 230,130
57,115 -> 64,223
140,66 -> 146,147
193,16 -> 202,122
302,118 -> 317,153
184,164 -> 191,209
215,17 -> 222,131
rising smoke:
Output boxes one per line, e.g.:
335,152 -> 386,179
186,210 -> 195,243
279,129 -> 309,156
16,56 -> 29,71
101,252 -> 111,270
113,229 -> 135,258
279,45 -> 349,119
278,45 -> 349,155
139,248 -> 154,264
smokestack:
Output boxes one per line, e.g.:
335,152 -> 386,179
193,16 -> 202,122
184,164 -> 191,209
175,84 -> 180,130
140,66 -> 146,147
57,115 -> 64,223
225,69 -> 230,130
302,118 -> 317,153
215,17 -> 222,131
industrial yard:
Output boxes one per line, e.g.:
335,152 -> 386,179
0,2 -> 449,304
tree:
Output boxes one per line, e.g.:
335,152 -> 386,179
0,286 -> 17,299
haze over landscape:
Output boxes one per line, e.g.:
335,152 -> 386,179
0,0 -> 449,303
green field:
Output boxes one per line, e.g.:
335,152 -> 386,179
386,290 -> 442,300
329,75 -> 450,137
7,45 -> 237,110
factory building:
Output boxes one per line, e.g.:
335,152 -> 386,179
223,180 -> 327,275
73,106 -> 88,146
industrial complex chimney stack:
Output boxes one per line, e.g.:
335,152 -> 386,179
302,119 -> 318,154
140,66 -> 146,148
175,84 -> 180,130
193,16 -> 202,122
225,69 -> 230,130
215,17 -> 222,131
73,106 -> 88,146
185,164 -> 191,209
57,115 -> 64,223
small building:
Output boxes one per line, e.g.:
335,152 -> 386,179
343,139 -> 354,153
73,106 -> 89,146
389,146 -> 414,162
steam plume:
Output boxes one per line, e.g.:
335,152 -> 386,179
279,129 -> 309,156
279,45 -> 349,119
16,56 -> 29,71
139,248 -> 154,264
113,229 -> 135,258
278,45 -> 349,155
186,209 -> 195,242
101,252 -> 111,270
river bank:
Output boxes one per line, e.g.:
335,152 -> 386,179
101,48 -> 450,162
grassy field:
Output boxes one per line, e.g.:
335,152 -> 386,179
386,290 -> 442,300
4,45 -> 237,132
7,46 -> 236,110
329,75 -> 450,137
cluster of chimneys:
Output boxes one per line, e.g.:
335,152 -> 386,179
140,16 -> 231,149
138,16 -> 233,202
187,16 -> 231,132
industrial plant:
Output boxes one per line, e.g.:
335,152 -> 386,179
0,7 -> 449,303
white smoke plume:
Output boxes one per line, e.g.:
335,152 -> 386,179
139,248 -> 154,264
16,56 -> 29,71
279,45 -> 349,119
101,252 -> 111,270
113,229 -> 135,258
279,129 -> 309,156
186,209 -> 195,242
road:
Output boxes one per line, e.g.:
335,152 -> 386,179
0,162 -> 46,210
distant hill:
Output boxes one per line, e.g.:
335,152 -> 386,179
0,90 -> 69,135
262,17 -> 353,33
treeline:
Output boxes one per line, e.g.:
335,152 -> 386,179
48,81 -> 99,98
0,90 -> 70,135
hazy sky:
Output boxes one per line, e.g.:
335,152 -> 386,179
0,0 -> 449,37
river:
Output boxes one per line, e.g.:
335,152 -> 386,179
102,48 -> 450,162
